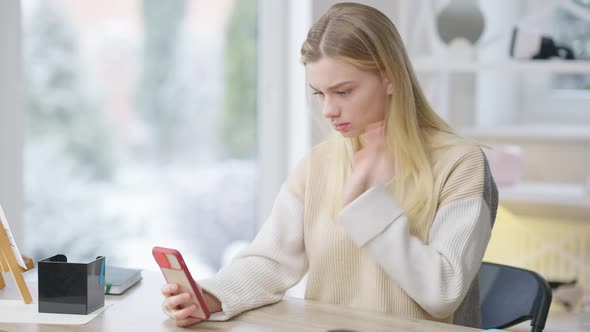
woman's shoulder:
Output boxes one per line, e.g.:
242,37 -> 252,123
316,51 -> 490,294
310,140 -> 333,158
294,141 -> 334,169
285,141 -> 333,197
427,131 -> 484,168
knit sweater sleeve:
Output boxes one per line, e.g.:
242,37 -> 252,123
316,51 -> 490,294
338,147 -> 498,319
198,159 -> 308,321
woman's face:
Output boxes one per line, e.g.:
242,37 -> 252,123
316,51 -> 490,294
306,57 -> 392,138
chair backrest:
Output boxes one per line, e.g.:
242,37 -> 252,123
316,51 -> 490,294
479,262 -> 552,332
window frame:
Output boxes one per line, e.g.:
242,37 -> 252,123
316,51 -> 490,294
0,0 -> 25,248
257,0 -> 312,227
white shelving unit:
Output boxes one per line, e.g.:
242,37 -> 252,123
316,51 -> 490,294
399,0 -> 590,127
398,1 -> 590,221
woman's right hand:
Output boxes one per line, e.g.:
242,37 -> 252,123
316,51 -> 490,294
342,121 -> 395,207
161,283 -> 222,327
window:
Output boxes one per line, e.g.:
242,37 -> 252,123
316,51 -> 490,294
22,0 -> 259,276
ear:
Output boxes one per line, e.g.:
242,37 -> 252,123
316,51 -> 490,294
382,76 -> 393,95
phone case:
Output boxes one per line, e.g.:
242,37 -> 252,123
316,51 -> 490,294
152,246 -> 211,320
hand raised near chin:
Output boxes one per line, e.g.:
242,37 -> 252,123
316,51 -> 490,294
342,121 -> 395,207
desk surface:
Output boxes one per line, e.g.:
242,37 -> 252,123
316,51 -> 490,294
0,271 -> 481,332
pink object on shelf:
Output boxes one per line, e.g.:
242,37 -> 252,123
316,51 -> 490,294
482,145 -> 523,186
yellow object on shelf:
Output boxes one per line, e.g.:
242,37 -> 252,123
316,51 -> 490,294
484,205 -> 590,287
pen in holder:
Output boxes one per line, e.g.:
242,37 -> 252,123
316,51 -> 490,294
38,254 -> 105,315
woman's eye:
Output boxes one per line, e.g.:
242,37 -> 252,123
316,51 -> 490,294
337,89 -> 351,96
312,91 -> 324,97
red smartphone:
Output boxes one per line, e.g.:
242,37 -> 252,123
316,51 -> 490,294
152,246 -> 211,320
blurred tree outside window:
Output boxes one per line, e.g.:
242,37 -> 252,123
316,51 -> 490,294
22,0 -> 259,275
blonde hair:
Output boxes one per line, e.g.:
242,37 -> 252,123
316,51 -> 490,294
300,3 -> 468,227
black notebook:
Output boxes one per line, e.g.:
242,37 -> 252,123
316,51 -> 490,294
105,266 -> 142,295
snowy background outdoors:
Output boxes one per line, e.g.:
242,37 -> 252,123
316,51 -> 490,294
21,0 -> 259,278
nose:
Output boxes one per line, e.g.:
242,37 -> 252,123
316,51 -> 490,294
322,97 -> 340,119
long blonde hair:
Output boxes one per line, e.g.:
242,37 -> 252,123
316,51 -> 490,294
300,3 -> 464,227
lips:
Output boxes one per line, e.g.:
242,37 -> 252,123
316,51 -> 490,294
334,123 -> 350,132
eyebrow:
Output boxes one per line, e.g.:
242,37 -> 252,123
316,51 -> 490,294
308,81 -> 354,91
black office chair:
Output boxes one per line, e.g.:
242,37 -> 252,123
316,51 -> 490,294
479,262 -> 552,332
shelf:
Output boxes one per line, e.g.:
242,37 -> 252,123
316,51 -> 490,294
500,181 -> 590,207
499,181 -> 590,222
459,124 -> 590,142
412,58 -> 590,73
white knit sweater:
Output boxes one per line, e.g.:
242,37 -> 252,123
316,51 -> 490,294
200,140 -> 498,327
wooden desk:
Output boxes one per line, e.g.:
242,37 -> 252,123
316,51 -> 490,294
0,271 -> 481,332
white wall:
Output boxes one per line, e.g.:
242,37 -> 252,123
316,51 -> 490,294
0,1 -> 25,247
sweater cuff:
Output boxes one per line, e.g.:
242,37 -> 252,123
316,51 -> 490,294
198,277 -> 242,321
338,185 -> 404,247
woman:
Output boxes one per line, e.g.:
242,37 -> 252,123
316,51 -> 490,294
161,2 -> 498,328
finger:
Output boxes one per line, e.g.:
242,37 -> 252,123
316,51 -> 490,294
164,292 -> 192,310
176,316 -> 204,327
161,283 -> 179,296
171,303 -> 198,320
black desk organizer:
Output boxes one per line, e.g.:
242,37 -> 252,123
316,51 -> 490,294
38,254 -> 106,315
